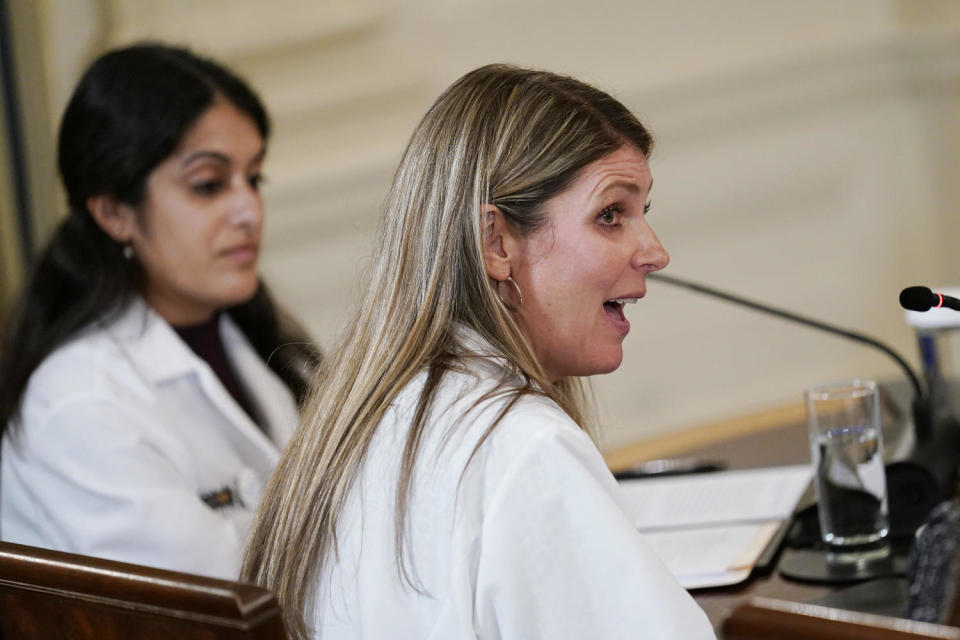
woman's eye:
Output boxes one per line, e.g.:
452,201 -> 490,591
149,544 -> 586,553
248,173 -> 266,191
598,205 -> 622,225
190,180 -> 223,196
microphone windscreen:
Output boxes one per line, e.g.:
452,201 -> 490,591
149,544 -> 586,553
900,286 -> 934,312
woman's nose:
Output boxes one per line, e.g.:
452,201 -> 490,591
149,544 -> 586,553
631,222 -> 670,272
229,179 -> 264,230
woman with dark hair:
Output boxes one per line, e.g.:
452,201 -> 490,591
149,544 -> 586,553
0,42 -> 320,579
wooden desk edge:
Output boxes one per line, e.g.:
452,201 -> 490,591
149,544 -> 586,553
603,402 -> 807,472
723,597 -> 960,640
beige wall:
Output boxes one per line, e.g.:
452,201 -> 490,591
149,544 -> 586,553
22,0 -> 960,450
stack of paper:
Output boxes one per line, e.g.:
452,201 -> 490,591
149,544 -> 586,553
619,464 -> 812,589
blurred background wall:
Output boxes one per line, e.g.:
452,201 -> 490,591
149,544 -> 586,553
3,0 -> 959,452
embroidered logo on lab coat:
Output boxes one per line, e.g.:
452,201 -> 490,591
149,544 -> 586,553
200,487 -> 238,509
199,467 -> 263,510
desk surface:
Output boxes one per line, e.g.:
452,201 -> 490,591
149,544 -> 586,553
677,417 -> 832,634
605,405 -> 851,636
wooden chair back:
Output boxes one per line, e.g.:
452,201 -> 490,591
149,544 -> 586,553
0,541 -> 287,639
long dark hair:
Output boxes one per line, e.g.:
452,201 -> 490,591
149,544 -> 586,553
0,42 -> 320,434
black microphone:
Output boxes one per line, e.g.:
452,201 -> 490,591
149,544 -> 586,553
900,286 -> 960,312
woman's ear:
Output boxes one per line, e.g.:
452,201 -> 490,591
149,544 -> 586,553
87,195 -> 135,243
480,204 -> 519,281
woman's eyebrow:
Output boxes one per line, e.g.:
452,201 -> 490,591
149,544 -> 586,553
594,177 -> 652,198
181,150 -> 230,168
246,147 -> 267,170
181,147 -> 267,170
601,180 -> 638,194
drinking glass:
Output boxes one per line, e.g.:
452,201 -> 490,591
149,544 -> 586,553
804,379 -> 890,556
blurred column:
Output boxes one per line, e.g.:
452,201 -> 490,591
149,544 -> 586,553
0,0 -> 60,314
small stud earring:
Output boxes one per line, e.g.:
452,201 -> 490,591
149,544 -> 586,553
122,245 -> 134,260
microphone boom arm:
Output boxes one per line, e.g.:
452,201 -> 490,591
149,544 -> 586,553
649,272 -> 926,402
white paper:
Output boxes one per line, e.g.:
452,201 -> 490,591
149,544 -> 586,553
618,465 -> 813,589
620,464 -> 812,530
642,522 -> 781,589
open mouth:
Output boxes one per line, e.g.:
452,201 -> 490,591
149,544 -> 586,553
602,298 -> 638,322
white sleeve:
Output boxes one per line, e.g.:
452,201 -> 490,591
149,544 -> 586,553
473,424 -> 716,639
2,396 -> 248,579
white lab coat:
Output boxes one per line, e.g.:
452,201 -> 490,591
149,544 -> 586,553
312,333 -> 715,639
0,297 -> 300,579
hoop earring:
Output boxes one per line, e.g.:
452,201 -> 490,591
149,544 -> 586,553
497,276 -> 524,310
507,276 -> 523,306
122,244 -> 134,260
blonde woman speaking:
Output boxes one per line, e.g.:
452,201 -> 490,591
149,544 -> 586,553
243,65 -> 715,639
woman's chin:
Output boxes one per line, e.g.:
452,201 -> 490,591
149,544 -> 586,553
591,358 -> 623,377
562,350 -> 624,379
222,276 -> 261,306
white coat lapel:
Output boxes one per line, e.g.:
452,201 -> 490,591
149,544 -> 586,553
108,299 -> 284,465
219,315 -> 300,449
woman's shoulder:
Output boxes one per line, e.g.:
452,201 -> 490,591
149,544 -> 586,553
427,359 -> 572,423
426,364 -> 617,529
28,323 -> 123,393
384,359 -> 575,445
481,390 -> 596,473
20,304 -> 157,420
418,362 -> 590,468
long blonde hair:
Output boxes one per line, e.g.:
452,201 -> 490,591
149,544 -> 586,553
241,64 -> 653,638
